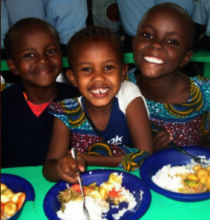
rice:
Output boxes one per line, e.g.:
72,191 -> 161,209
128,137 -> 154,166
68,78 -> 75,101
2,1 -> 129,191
152,156 -> 210,193
57,196 -> 109,220
56,173 -> 138,220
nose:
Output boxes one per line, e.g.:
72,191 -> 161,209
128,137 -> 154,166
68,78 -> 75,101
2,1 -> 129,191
151,41 -> 163,50
35,53 -> 48,64
92,70 -> 105,83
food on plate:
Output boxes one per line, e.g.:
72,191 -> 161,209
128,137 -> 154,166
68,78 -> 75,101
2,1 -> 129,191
1,183 -> 26,220
57,172 -> 137,220
152,158 -> 210,194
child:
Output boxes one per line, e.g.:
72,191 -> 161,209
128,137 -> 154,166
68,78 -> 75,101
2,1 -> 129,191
127,3 -> 210,150
1,18 -> 80,168
43,26 -> 153,183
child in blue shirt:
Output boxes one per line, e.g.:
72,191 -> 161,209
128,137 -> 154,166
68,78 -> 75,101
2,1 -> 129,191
127,3 -> 210,151
43,26 -> 153,183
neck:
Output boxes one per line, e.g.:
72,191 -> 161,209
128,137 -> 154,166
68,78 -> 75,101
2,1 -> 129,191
84,98 -> 114,131
23,82 -> 58,104
136,71 -> 190,103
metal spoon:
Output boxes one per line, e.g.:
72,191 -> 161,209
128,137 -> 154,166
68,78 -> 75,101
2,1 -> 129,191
71,147 -> 90,220
170,143 -> 210,166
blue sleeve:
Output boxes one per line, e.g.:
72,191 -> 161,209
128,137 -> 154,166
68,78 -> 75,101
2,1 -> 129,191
117,0 -> 155,36
45,0 -> 87,44
193,0 -> 210,36
156,0 -> 196,17
5,0 -> 46,25
1,1 -> 10,48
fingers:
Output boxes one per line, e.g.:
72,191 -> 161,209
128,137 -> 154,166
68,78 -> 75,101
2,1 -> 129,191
154,131 -> 173,151
56,153 -> 86,183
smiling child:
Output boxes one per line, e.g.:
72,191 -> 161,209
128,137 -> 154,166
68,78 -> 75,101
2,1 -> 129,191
1,18 -> 80,168
43,26 -> 153,183
127,3 -> 210,150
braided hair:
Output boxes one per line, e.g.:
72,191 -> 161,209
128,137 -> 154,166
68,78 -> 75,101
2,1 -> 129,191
67,25 -> 124,68
4,17 -> 60,59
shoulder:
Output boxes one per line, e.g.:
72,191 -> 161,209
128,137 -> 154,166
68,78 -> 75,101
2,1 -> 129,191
55,82 -> 80,101
190,76 -> 210,88
119,80 -> 141,95
48,97 -> 81,113
1,83 -> 22,99
126,68 -> 137,84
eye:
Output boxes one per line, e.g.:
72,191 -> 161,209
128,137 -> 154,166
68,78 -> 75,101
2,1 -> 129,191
168,39 -> 179,45
23,53 -> 34,58
104,65 -> 114,70
47,49 -> 57,54
142,32 -> 152,39
81,67 -> 91,72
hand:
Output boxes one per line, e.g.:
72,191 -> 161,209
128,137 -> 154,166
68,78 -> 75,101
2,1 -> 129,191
153,131 -> 173,151
56,150 -> 86,184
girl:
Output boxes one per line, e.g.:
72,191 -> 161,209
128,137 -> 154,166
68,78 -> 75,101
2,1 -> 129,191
1,18 -> 80,168
127,3 -> 210,150
43,26 -> 153,183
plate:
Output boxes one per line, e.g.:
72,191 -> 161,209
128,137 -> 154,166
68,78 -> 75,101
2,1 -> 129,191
1,174 -> 35,220
140,146 -> 210,202
43,169 -> 151,220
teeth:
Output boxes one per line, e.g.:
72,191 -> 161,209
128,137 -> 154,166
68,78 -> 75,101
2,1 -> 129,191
144,56 -> 163,64
92,88 -> 109,94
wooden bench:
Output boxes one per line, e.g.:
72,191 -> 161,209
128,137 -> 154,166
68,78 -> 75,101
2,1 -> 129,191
1,50 -> 210,78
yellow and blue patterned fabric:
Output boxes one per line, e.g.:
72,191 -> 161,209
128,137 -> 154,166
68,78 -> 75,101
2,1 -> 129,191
127,68 -> 210,147
48,97 -> 150,171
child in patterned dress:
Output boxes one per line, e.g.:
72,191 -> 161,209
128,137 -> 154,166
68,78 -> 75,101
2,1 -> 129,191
127,3 -> 210,151
43,26 -> 153,183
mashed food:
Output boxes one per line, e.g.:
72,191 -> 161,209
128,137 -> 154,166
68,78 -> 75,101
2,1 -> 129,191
57,172 -> 137,220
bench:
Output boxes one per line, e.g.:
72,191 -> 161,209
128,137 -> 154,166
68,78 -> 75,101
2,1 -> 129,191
1,50 -> 210,78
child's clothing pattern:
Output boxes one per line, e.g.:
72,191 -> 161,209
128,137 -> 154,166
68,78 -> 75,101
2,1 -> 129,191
126,68 -> 210,147
48,81 -> 150,171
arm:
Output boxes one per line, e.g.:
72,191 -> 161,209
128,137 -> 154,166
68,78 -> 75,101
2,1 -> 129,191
77,152 -> 124,167
42,117 -> 86,183
126,97 -> 154,154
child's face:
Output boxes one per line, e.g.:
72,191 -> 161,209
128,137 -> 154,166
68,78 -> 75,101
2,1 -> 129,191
7,22 -> 62,88
132,7 -> 193,79
66,37 -> 127,108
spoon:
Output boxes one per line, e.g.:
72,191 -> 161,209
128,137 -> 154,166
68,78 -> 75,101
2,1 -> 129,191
71,147 -> 90,220
170,143 -> 210,166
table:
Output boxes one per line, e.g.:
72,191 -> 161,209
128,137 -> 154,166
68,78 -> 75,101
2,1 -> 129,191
1,166 -> 210,220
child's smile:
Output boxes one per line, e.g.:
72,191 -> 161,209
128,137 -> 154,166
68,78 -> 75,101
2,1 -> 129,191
143,56 -> 164,64
8,22 -> 62,88
67,37 -> 127,109
90,86 -> 110,98
133,6 -> 193,79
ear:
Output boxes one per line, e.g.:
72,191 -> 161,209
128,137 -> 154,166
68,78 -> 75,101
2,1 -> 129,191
121,64 -> 128,82
66,69 -> 78,87
6,59 -> 19,75
179,50 -> 193,68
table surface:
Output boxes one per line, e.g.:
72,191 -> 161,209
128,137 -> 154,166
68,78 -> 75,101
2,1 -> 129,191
1,166 -> 210,220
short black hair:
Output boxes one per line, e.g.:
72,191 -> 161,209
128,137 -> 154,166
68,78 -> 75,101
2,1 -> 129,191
67,25 -> 124,69
4,17 -> 60,59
